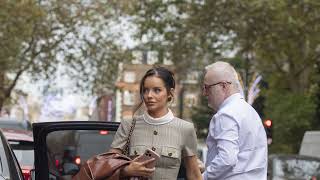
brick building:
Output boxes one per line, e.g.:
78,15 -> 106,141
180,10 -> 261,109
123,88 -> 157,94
114,52 -> 201,122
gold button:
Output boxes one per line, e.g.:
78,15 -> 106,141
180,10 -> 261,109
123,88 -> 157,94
152,147 -> 156,151
153,131 -> 158,135
168,153 -> 172,157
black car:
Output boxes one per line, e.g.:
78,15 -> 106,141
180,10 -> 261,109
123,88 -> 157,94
0,129 -> 24,180
268,154 -> 320,180
32,121 -> 187,180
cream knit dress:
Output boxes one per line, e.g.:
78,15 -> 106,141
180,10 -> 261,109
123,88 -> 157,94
111,110 -> 198,179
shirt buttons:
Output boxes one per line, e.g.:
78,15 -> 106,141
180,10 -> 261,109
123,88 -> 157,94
153,130 -> 158,135
152,147 -> 156,151
134,150 -> 138,155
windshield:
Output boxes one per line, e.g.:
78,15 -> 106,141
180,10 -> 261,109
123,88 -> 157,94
272,156 -> 320,179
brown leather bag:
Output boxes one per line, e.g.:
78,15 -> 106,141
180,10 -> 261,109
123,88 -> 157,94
72,152 -> 131,180
73,119 -> 137,180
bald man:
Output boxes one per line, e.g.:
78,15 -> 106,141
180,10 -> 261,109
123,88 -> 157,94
201,61 -> 267,180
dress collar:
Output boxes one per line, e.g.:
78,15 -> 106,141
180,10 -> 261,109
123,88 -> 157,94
143,109 -> 174,125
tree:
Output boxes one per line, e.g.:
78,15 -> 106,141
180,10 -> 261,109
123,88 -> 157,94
191,96 -> 212,139
0,0 -> 130,111
0,0 -> 44,112
124,0 -> 320,153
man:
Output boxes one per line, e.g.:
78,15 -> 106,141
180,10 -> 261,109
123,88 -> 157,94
202,61 -> 267,179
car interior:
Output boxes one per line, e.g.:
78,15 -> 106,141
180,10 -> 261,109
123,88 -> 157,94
45,130 -> 116,179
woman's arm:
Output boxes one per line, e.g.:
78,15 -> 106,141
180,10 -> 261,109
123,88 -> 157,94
109,148 -> 155,178
184,156 -> 202,180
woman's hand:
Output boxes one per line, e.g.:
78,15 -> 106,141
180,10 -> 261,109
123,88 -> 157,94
121,155 -> 156,177
184,156 -> 203,180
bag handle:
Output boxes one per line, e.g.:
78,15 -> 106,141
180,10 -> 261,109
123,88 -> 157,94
122,118 -> 136,156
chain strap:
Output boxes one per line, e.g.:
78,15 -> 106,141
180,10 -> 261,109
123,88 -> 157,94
122,118 -> 136,156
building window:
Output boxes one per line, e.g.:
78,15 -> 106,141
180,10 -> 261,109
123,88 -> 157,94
123,71 -> 136,83
184,71 -> 199,84
147,51 -> 158,64
163,52 -> 173,65
185,93 -> 197,107
132,51 -> 143,64
123,90 -> 135,106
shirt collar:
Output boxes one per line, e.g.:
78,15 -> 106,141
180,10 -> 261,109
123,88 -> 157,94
143,109 -> 174,125
218,93 -> 243,111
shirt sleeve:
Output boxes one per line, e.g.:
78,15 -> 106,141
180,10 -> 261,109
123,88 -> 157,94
182,122 -> 198,157
110,118 -> 132,150
203,113 -> 240,180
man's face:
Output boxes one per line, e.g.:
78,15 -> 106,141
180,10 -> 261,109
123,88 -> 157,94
202,71 -> 225,112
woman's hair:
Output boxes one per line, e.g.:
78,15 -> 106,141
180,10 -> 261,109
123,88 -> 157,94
133,66 -> 176,116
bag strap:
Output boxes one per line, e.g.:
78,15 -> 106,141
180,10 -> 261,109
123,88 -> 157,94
122,118 -> 136,156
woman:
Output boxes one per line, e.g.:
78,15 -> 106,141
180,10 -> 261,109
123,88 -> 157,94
110,67 -> 202,179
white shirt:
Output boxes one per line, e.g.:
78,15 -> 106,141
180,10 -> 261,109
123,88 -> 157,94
203,93 -> 268,180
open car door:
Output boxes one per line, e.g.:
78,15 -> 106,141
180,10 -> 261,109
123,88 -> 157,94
32,121 -> 119,180
32,121 -> 187,180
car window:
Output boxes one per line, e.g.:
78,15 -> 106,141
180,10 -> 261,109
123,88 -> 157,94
0,132 -> 24,180
45,129 -> 116,179
10,141 -> 34,167
273,156 -> 320,179
0,135 -> 10,178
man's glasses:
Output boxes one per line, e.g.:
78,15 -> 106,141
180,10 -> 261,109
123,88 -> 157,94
202,81 -> 232,92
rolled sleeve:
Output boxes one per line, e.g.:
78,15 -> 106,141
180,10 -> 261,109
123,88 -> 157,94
205,113 -> 240,179
182,123 -> 198,157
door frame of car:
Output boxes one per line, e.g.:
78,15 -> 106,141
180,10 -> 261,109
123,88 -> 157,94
33,121 -> 120,180
0,130 -> 24,180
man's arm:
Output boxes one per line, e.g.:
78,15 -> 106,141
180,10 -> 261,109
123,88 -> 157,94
203,114 -> 240,180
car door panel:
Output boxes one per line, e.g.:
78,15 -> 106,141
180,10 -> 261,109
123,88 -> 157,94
33,121 -> 119,180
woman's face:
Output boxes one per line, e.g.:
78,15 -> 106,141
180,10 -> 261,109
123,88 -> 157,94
143,76 -> 170,116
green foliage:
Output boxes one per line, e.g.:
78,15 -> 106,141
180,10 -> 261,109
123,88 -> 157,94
0,0 -> 44,70
0,0 -> 131,110
191,96 -> 213,140
264,90 -> 316,153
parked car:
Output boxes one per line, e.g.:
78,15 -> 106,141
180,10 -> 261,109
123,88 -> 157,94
0,129 -> 24,180
2,128 -> 34,180
299,131 -> 320,158
31,121 -> 188,180
0,118 -> 32,131
268,154 -> 320,180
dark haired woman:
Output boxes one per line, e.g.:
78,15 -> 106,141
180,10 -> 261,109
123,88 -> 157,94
110,67 -> 202,179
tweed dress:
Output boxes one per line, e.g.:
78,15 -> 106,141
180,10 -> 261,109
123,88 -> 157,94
111,110 -> 198,180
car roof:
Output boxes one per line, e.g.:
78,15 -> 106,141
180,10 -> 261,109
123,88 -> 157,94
0,118 -> 32,131
1,128 -> 33,142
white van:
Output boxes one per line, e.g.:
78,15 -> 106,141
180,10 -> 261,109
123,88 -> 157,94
299,131 -> 320,158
